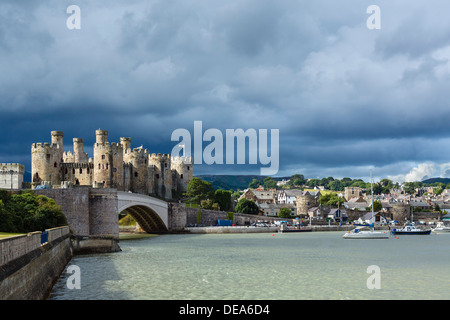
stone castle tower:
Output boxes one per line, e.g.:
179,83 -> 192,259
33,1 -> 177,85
31,129 -> 193,199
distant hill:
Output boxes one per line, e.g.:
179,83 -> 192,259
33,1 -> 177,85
422,177 -> 450,184
196,175 -> 290,191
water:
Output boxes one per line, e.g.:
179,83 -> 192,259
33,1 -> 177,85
48,231 -> 450,300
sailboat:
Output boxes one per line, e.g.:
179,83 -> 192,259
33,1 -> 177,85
343,170 -> 390,239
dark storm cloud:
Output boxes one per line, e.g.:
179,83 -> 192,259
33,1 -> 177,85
1,0 -> 450,182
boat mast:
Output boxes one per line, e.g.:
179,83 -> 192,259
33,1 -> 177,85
370,169 -> 374,218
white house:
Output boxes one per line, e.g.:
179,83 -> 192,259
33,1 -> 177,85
356,212 -> 389,225
277,190 -> 304,204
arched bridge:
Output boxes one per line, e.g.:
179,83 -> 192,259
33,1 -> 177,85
34,187 -> 170,238
117,191 -> 169,233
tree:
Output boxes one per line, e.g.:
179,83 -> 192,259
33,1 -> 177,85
1,192 -> 67,233
200,199 -> 220,210
289,174 -> 306,187
185,178 -> 215,204
214,189 -> 231,211
263,177 -> 277,190
248,179 -> 261,189
367,200 -> 382,212
235,198 -> 259,215
318,193 -> 344,207
278,207 -> 291,218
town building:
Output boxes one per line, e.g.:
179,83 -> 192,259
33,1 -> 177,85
0,163 -> 24,190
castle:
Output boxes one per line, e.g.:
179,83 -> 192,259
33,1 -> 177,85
31,130 -> 193,199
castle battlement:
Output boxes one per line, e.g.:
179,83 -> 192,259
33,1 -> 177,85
0,163 -> 25,173
171,156 -> 193,164
32,129 -> 193,199
149,153 -> 171,161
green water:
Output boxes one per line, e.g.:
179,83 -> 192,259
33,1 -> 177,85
48,231 -> 450,300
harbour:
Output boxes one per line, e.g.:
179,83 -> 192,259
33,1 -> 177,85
48,231 -> 450,300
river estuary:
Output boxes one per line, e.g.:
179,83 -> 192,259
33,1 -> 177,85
48,231 -> 450,300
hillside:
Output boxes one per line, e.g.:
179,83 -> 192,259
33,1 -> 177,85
195,175 -> 290,191
422,177 -> 450,184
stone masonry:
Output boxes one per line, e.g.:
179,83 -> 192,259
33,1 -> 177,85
31,130 -> 193,199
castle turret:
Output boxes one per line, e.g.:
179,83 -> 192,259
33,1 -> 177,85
31,131 -> 64,187
120,137 -> 131,153
171,156 -> 193,193
148,153 -> 172,199
93,129 -> 112,188
73,138 -> 88,162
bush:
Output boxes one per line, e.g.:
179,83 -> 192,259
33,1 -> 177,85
0,191 -> 67,233
235,198 -> 260,215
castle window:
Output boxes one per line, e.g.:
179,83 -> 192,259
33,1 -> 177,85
180,174 -> 183,179
65,168 -> 68,174
73,168 -> 75,174
46,154 -> 50,161
106,163 -> 109,170
156,174 -> 159,179
54,162 -> 57,168
102,155 -> 105,160
79,168 -> 82,174
187,166 -> 190,171
165,163 -> 168,168
134,171 -> 138,177
98,164 -> 101,170
87,168 -> 90,174
113,168 -> 117,173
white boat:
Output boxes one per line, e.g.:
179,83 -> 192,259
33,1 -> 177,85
432,222 -> 450,233
343,170 -> 389,239
343,226 -> 390,239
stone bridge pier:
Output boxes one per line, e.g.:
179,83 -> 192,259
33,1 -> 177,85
34,187 -> 171,242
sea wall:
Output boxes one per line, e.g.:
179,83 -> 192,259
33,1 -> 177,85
0,227 -> 72,300
168,203 -> 294,231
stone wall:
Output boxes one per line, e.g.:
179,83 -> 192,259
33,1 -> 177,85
0,227 -> 72,300
35,187 -> 119,239
168,203 -> 294,231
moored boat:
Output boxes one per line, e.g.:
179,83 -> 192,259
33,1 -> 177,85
432,222 -> 450,233
391,224 -> 431,235
343,226 -> 390,239
343,170 -> 389,239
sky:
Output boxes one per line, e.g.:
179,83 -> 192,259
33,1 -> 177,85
2,0 -> 450,183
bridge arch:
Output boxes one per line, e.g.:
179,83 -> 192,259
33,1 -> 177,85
117,192 -> 169,234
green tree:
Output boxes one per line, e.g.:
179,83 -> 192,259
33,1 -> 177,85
289,174 -> 306,187
367,200 -> 382,212
263,177 -> 277,190
1,192 -> 67,233
278,207 -> 291,218
235,198 -> 260,215
248,179 -> 261,189
214,189 -> 232,211
318,193 -> 344,207
185,178 -> 215,204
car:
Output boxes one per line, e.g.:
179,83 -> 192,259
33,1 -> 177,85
35,185 -> 51,190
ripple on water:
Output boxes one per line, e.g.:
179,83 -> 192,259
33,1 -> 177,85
48,232 -> 450,300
